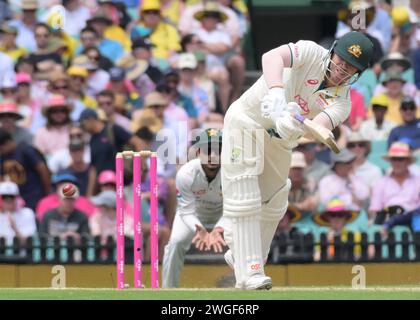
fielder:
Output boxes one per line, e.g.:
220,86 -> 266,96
220,31 -> 374,290
162,128 -> 226,288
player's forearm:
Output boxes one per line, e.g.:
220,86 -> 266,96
262,45 -> 291,89
179,212 -> 203,233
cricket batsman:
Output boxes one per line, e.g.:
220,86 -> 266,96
220,31 -> 373,290
162,128 -> 226,288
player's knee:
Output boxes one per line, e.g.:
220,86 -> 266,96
224,175 -> 261,218
261,179 -> 291,221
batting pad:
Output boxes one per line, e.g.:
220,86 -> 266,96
232,215 -> 265,286
260,179 -> 291,261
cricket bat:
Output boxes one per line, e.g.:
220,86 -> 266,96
293,113 -> 341,154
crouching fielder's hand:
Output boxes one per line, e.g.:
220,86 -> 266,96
260,87 -> 287,119
192,225 -> 209,251
207,227 -> 226,253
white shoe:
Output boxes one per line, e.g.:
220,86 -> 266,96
224,250 -> 234,270
244,275 -> 272,290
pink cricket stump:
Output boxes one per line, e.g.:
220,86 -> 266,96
150,153 -> 159,288
115,154 -> 125,290
133,153 -> 142,288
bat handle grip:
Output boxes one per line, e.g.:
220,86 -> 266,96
293,113 -> 305,124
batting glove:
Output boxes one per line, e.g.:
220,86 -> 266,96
275,113 -> 305,141
260,87 -> 287,119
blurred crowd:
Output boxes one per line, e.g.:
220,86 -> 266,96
0,0 -> 420,263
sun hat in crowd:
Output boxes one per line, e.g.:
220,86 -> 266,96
370,93 -> 389,109
290,152 -> 307,169
42,95 -> 72,116
91,190 -> 117,208
347,131 -> 369,144
140,0 -> 161,14
0,181 -> 19,196
78,108 -> 99,123
109,67 -> 126,82
383,142 -> 416,162
1,73 -> 16,89
313,197 -> 359,227
72,55 -> 98,71
178,53 -> 198,70
132,108 -> 163,133
116,55 -> 148,80
87,9 -> 113,26
131,38 -> 155,51
330,148 -> 356,167
15,73 -> 32,85
52,172 -> 79,187
67,66 -> 88,78
98,170 -> 116,185
380,52 -> 411,72
194,1 -> 228,23
0,21 -> 18,35
400,96 -> 416,110
21,0 -> 38,10
143,91 -> 168,108
0,101 -> 23,120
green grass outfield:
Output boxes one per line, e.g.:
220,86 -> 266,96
0,287 -> 420,300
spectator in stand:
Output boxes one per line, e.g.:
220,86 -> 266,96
78,11 -> 124,63
160,0 -> 185,26
39,184 -> 90,243
319,148 -> 370,211
360,93 -> 396,141
78,108 -> 145,176
47,123 -> 91,174
106,67 -> 141,113
191,2 -> 232,113
313,197 -> 361,261
347,131 -> 383,191
116,55 -> 155,99
296,138 -> 331,182
0,128 -> 51,210
89,190 -> 133,245
0,181 -> 36,245
388,96 -> 420,150
193,50 -> 217,114
389,6 -> 417,60
9,0 -> 38,53
0,72 -> 17,101
28,23 -> 62,68
67,66 -> 97,110
0,0 -> 11,26
0,100 -> 33,145
348,89 -> 366,131
96,0 -> 132,53
96,90 -> 131,130
131,37 -> 163,85
0,51 -> 14,90
130,0 -> 181,68
377,70 -> 413,125
82,45 -> 114,72
177,53 -> 211,124
15,72 -> 39,129
381,206 -> 420,237
288,151 -> 318,214
369,142 -> 420,223
72,54 -> 110,98
375,52 -> 419,107
57,139 -> 96,197
163,69 -> 199,129
49,0 -> 91,38
36,172 -> 96,221
34,95 -> 72,158
0,21 -> 28,63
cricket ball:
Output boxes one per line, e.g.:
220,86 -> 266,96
62,183 -> 77,198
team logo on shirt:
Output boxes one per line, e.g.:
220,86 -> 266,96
294,95 -> 310,114
231,147 -> 241,163
347,44 -> 362,58
306,79 -> 319,86
193,189 -> 207,196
